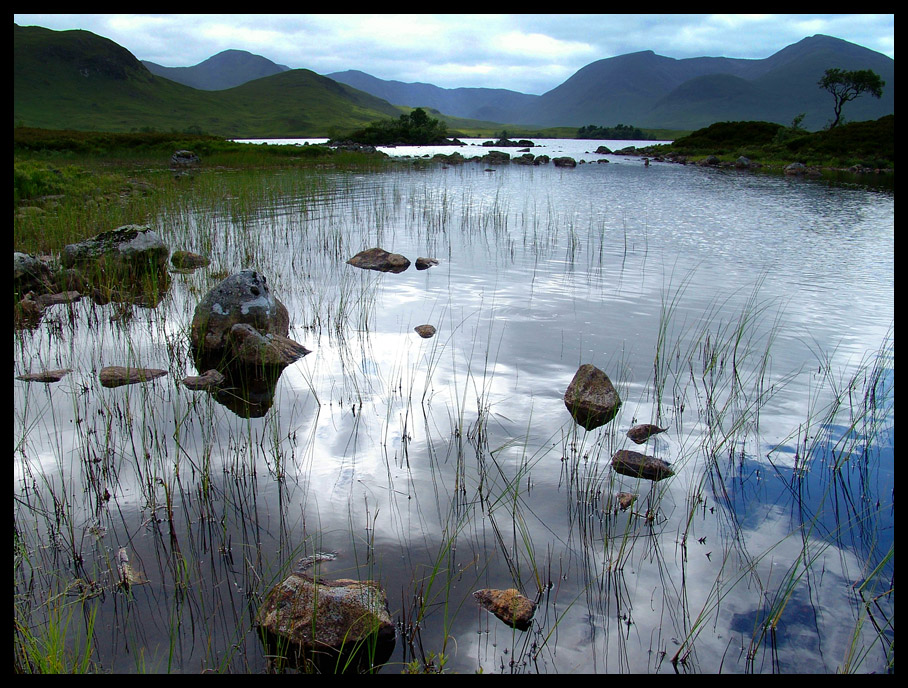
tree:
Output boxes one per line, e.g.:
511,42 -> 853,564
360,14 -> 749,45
818,68 -> 885,129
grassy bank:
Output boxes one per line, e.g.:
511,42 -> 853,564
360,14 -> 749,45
636,116 -> 894,171
13,128 -> 393,255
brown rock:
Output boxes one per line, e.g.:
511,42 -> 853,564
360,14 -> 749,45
346,247 -> 410,273
473,588 -> 536,631
256,572 -> 395,673
181,369 -> 225,391
170,250 -> 210,269
16,368 -> 73,383
616,492 -> 637,511
626,424 -> 668,444
414,324 -> 436,338
415,257 -> 439,270
227,323 -> 311,368
99,366 -> 168,388
611,449 -> 674,481
564,364 -> 622,430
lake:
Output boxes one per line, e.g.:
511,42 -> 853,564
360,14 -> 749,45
14,143 -> 893,673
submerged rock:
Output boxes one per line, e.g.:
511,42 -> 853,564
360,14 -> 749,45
16,368 -> 73,383
181,369 -> 225,391
611,449 -> 674,482
99,366 -> 168,388
473,588 -> 536,631
346,247 -> 411,273
615,492 -> 638,511
256,572 -> 395,673
564,364 -> 622,430
170,250 -> 210,269
626,424 -> 668,444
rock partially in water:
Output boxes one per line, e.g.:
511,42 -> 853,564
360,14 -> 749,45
346,247 -> 411,273
414,324 -> 436,339
227,323 -> 311,368
611,449 -> 675,482
626,423 -> 668,444
615,492 -> 638,511
415,257 -> 439,270
99,365 -> 168,388
190,269 -> 291,366
14,252 -> 55,297
62,225 -> 169,277
553,156 -> 577,168
256,572 -> 395,673
14,293 -> 45,330
564,364 -> 622,430
16,368 -> 73,383
181,369 -> 225,391
170,250 -> 210,269
473,588 -> 536,631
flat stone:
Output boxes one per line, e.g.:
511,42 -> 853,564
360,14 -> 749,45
99,366 -> 168,388
473,588 -> 536,631
611,449 -> 675,482
16,368 -> 73,383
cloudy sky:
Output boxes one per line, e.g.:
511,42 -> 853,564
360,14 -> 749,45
14,13 -> 894,95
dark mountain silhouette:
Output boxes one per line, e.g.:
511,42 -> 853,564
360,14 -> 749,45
141,49 -> 291,90
330,35 -> 893,131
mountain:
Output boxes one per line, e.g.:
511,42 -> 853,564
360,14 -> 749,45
141,49 -> 291,90
329,35 -> 893,131
327,70 -> 537,123
14,24 -> 402,137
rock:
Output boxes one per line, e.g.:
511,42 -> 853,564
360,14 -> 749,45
552,157 -> 577,168
533,154 -> 550,165
14,293 -> 44,330
256,572 -> 395,673
16,368 -> 73,383
227,323 -> 311,368
564,364 -> 622,430
511,153 -> 536,165
595,145 -> 613,154
170,150 -> 201,168
597,159 -> 610,164
611,449 -> 674,481
35,291 -> 81,307
735,156 -> 752,168
699,155 -> 721,166
616,492 -> 637,511
346,247 -> 410,273
14,252 -> 55,296
414,324 -> 436,339
415,257 -> 439,270
784,162 -> 807,175
626,424 -> 668,444
190,269 -> 291,363
480,150 -> 511,165
61,225 -> 170,279
473,588 -> 536,631
170,250 -> 210,269
181,369 -> 225,391
99,366 -> 168,388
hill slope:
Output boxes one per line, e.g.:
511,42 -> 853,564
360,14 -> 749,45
141,49 -> 291,90
14,24 -> 402,137
331,35 -> 893,131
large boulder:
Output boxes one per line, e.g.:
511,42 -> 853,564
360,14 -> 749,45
564,364 -> 622,430
190,270 -> 291,363
346,248 -> 410,274
61,225 -> 169,277
256,572 -> 395,673
552,156 -> 577,168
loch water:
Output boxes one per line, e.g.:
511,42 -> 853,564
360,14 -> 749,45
14,145 -> 893,673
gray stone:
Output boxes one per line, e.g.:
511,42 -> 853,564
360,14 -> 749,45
61,225 -> 169,277
553,156 -> 577,168
190,270 -> 291,360
14,252 -> 55,296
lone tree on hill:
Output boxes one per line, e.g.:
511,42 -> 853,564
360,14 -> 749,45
818,68 -> 885,129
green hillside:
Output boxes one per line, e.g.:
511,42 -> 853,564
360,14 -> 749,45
14,24 -> 403,137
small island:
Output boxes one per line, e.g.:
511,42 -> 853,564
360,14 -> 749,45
329,107 -> 463,147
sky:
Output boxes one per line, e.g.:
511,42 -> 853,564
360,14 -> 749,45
13,13 -> 895,95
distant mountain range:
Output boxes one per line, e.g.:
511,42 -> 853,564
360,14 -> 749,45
142,49 -> 291,90
14,23 -> 894,136
329,35 -> 893,131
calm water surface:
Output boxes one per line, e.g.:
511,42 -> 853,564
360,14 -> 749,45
14,150 -> 893,673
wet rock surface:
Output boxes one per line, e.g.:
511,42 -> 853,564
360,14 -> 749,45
611,449 -> 675,481
99,366 -> 168,388
346,247 -> 411,273
626,423 -> 668,444
473,588 -> 536,631
564,364 -> 622,430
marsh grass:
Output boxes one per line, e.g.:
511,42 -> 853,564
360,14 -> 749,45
14,158 -> 893,673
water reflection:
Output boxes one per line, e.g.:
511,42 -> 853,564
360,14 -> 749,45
14,157 -> 893,673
